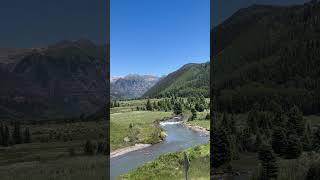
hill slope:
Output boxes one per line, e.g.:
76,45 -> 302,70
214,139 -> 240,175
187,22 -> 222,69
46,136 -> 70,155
111,75 -> 159,100
212,1 -> 320,114
143,62 -> 209,98
0,39 -> 108,120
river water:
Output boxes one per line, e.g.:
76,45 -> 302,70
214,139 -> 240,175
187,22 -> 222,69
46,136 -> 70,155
110,120 -> 209,179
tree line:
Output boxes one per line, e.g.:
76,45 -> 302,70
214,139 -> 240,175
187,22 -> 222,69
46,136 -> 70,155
212,102 -> 320,179
0,122 -> 31,147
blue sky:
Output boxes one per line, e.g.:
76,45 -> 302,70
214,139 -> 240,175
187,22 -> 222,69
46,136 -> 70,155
111,0 -> 210,77
0,0 -> 107,47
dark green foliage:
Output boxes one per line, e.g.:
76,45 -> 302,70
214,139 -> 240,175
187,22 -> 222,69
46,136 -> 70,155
146,99 -> 153,111
144,63 -> 209,98
24,127 -> 31,143
302,122 -> 313,151
271,127 -> 287,155
287,105 -> 305,137
3,126 -> 9,146
211,127 -> 231,168
190,108 -> 197,121
305,161 -> 320,180
195,103 -> 205,112
13,121 -> 22,144
205,113 -> 210,120
283,131 -> 302,159
312,127 -> 320,152
84,140 -> 94,155
0,123 -> 3,146
213,2 -> 320,115
258,143 -> 278,180
68,147 -> 76,156
247,103 -> 260,133
97,141 -> 105,154
173,102 -> 183,115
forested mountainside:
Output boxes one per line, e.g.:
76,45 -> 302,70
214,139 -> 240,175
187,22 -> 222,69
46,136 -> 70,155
143,62 -> 209,98
0,39 -> 108,120
212,1 -> 320,114
111,75 -> 159,100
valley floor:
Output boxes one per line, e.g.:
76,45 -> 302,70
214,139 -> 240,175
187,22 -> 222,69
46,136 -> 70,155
0,120 -> 107,180
110,98 -> 210,179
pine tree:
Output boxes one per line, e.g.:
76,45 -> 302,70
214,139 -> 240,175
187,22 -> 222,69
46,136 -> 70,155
312,127 -> 320,152
284,131 -> 302,159
221,112 -> 229,131
302,122 -> 312,151
287,105 -> 305,137
13,121 -> 22,144
212,127 -> 231,168
205,113 -> 210,120
153,101 -> 158,110
272,127 -> 287,155
0,123 -> 3,146
255,132 -> 263,149
84,140 -> 94,155
146,99 -> 153,111
247,103 -> 260,133
230,113 -> 236,134
24,127 -> 31,143
258,143 -> 278,180
190,108 -> 197,121
3,126 -> 9,147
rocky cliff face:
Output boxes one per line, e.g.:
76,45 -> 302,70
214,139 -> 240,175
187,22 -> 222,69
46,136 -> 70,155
0,40 -> 108,120
111,75 -> 159,100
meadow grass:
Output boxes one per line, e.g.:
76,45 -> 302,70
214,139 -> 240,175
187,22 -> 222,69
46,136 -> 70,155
110,111 -> 172,151
0,155 -> 107,180
0,120 -> 107,179
119,143 -> 210,180
186,111 -> 210,130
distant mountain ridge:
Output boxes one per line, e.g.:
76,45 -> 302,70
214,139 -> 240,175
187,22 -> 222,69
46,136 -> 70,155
111,74 -> 159,100
143,62 -> 209,98
0,39 -> 108,120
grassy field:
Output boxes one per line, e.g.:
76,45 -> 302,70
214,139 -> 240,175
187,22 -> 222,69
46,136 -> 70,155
0,155 -> 107,180
0,120 -> 107,180
119,143 -> 210,180
110,111 -> 172,151
186,111 -> 210,130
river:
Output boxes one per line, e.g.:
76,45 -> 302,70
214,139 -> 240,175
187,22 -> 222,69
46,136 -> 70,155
110,119 -> 209,179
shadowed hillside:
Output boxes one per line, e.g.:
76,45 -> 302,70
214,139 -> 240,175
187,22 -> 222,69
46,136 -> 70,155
0,39 -> 108,120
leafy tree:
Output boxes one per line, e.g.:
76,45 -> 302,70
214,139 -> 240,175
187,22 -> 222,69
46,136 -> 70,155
173,102 -> 182,115
195,103 -> 205,112
258,143 -> 278,180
